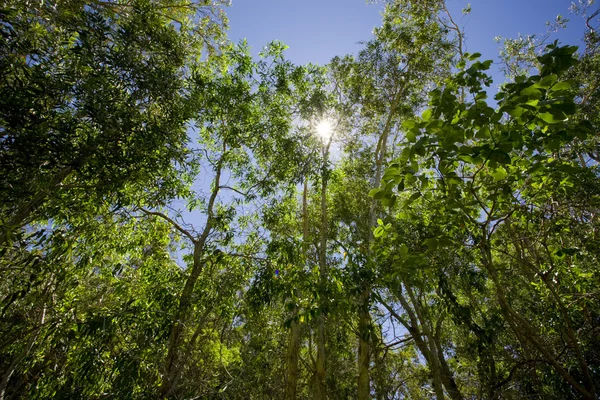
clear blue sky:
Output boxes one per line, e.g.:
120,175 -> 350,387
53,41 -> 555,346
226,1 -> 586,73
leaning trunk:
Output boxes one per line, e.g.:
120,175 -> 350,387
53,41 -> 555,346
160,152 -> 223,397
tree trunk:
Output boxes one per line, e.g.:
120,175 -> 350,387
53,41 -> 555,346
0,300 -> 47,400
358,86 -> 405,398
314,142 -> 331,400
160,151 -> 223,398
433,326 -> 463,400
357,293 -> 371,400
314,318 -> 327,399
286,319 -> 301,399
480,239 -> 596,400
161,241 -> 205,397
285,179 -> 309,399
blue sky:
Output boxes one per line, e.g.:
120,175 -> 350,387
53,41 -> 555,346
226,0 -> 586,72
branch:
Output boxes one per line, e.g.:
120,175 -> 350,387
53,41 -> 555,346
219,185 -> 250,198
138,208 -> 196,243
383,335 -> 414,349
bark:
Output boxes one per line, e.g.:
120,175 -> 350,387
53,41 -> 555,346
314,139 -> 332,400
160,151 -> 223,398
285,320 -> 301,400
285,179 -> 309,399
358,85 -> 406,399
314,319 -> 326,399
518,235 -> 596,397
390,287 -> 445,400
403,285 -> 446,400
433,322 -> 463,400
481,240 -> 596,400
0,300 -> 47,400
357,295 -> 371,400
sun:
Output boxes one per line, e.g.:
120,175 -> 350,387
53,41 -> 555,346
316,119 -> 333,139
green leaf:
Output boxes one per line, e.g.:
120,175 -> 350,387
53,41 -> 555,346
491,167 -> 508,181
397,180 -> 405,192
549,81 -> 571,92
381,195 -> 397,207
489,150 -> 511,165
399,243 -> 409,258
535,74 -> 558,89
402,120 -> 417,130
475,127 -> 491,139
520,86 -> 542,100
467,52 -> 481,60
424,238 -> 438,250
422,109 -> 433,121
382,168 -> 400,182
538,112 -> 564,124
406,129 -> 417,143
405,192 -> 421,206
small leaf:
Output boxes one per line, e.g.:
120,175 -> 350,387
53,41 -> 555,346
422,109 -> 433,121
405,192 -> 421,206
535,74 -> 558,89
475,127 -> 490,139
549,81 -> 571,92
538,112 -> 564,124
491,167 -> 508,181
399,244 -> 409,258
402,120 -> 417,130
424,238 -> 439,250
467,52 -> 482,60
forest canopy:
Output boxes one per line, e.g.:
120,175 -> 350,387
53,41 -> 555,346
1,0 -> 599,399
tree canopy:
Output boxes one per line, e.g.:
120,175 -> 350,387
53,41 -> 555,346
1,1 -> 599,399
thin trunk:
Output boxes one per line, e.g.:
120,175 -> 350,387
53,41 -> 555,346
383,286 -> 444,400
357,296 -> 371,400
433,319 -> 463,400
1,167 -> 72,245
521,237 -> 597,397
314,140 -> 332,400
160,150 -> 224,398
481,240 -> 596,400
0,300 -> 47,400
285,179 -> 309,399
403,285 -> 446,400
358,86 -> 405,398
314,318 -> 326,399
286,321 -> 301,399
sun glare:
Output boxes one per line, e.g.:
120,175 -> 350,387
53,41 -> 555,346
316,119 -> 333,139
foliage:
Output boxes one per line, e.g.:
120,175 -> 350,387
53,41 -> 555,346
2,1 -> 600,399
372,41 -> 599,399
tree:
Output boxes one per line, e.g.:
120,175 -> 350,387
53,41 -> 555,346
327,1 -> 459,396
0,0 -> 227,245
373,42 -> 599,399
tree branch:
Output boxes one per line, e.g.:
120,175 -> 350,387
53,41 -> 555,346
138,208 -> 196,243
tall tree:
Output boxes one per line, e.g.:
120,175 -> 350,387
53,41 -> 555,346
0,0 -> 227,245
373,42 -> 598,399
